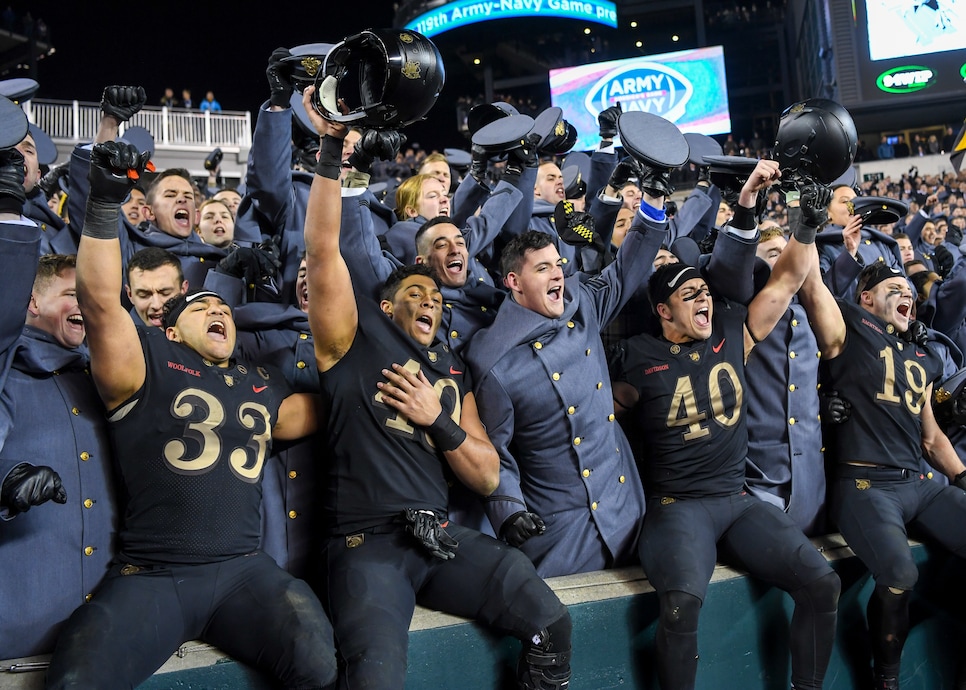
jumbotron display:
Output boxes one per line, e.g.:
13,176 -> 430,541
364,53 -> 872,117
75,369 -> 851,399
550,46 -> 732,152
403,0 -> 618,37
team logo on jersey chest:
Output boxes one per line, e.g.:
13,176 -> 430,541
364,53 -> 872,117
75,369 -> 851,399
223,374 -> 235,387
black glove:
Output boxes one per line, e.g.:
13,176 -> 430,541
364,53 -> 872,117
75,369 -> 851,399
554,200 -> 605,252
799,183 -> 832,229
640,163 -> 673,198
1,463 -> 67,515
469,143 -> 489,183
266,47 -> 294,107
0,147 -> 26,215
100,85 -> 147,123
932,244 -> 954,280
695,164 -> 712,186
901,319 -> 929,347
347,130 -> 406,174
820,390 -> 852,425
946,224 -> 963,249
39,163 -> 69,200
598,103 -> 622,140
217,243 -> 281,288
501,510 -> 546,548
505,133 -> 540,176
404,508 -> 458,560
954,470 -> 966,492
89,141 -> 151,205
608,156 -> 643,191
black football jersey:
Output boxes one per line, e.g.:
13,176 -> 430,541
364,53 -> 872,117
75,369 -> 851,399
109,328 -> 289,565
318,298 -> 471,534
612,301 -> 749,498
824,300 -> 942,471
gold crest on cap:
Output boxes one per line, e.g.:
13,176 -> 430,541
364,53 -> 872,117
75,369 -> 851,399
301,57 -> 322,78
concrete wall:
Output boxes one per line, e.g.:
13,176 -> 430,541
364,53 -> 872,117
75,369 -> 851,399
3,535 -> 964,689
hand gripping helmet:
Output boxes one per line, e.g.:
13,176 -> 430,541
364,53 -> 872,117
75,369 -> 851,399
933,368 -> 966,433
315,29 -> 444,129
774,98 -> 857,188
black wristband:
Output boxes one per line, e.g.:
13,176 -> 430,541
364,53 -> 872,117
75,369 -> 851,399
315,135 -> 344,180
954,470 -> 966,490
82,198 -> 120,240
427,411 -> 467,452
730,204 -> 756,231
793,222 -> 818,245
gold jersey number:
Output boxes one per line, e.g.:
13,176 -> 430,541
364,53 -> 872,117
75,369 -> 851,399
163,387 -> 273,482
666,362 -> 743,442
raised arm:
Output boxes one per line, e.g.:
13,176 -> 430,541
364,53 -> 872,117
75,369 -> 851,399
301,87 -> 355,373
797,234 -> 847,360
77,142 -> 151,410
744,184 -> 829,359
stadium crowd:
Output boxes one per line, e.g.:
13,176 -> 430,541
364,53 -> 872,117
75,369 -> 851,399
2,33 -> 966,690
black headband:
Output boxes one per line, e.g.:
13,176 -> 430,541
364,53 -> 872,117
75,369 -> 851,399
861,264 -> 905,295
648,264 -> 702,311
163,290 -> 224,329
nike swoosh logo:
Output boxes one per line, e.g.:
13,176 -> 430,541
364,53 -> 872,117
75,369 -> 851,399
712,339 -> 725,353
915,352 -> 926,358
449,366 -> 463,375
667,266 -> 692,288
253,385 -> 268,393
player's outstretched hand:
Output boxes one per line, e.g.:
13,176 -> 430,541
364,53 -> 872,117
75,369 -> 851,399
89,141 -> 152,205
799,184 -> 832,229
100,86 -> 147,123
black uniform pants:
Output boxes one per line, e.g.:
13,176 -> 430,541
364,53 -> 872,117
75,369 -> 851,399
831,468 -> 966,589
320,522 -> 567,689
46,551 -> 336,689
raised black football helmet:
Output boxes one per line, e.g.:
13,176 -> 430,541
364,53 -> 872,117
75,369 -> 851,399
315,29 -> 445,129
774,98 -> 857,190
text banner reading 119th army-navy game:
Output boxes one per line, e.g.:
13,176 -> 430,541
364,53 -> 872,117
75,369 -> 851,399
404,0 -> 618,38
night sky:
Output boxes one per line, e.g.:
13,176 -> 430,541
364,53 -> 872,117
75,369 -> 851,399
24,1 -> 399,109
19,1 -> 409,123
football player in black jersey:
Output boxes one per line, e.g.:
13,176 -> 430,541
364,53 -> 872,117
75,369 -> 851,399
46,141 -> 337,689
301,86 -> 571,690
610,165 -> 841,690
799,260 -> 966,690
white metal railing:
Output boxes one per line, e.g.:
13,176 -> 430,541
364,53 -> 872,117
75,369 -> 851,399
24,99 -> 253,150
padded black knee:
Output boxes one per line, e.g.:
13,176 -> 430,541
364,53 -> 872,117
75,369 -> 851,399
660,590 -> 701,634
792,570 -> 841,613
517,611 -> 572,690
868,583 -> 911,680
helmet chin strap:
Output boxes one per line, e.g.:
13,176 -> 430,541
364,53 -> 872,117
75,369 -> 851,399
316,75 -> 366,124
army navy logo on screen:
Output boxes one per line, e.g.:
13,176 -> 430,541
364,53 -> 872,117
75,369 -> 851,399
585,62 -> 693,122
